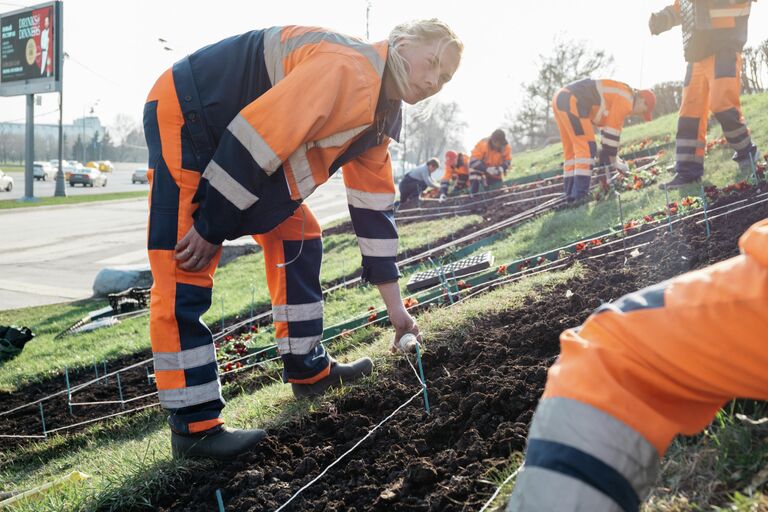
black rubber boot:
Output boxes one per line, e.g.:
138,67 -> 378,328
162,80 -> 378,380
662,173 -> 701,189
171,426 -> 266,460
291,358 -> 374,399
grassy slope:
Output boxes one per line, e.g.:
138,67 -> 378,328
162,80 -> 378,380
0,192 -> 148,210
2,91 -> 768,510
0,214 -> 481,391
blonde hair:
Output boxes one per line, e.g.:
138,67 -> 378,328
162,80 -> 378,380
386,18 -> 463,102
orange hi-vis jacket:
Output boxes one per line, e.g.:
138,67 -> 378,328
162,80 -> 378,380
469,139 -> 511,173
508,219 -> 768,511
652,0 -> 753,62
565,78 -> 635,162
441,152 -> 469,182
168,26 -> 403,284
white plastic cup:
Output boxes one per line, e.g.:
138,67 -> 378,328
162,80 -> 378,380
399,333 -> 419,353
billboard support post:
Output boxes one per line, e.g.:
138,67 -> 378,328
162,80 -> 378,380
21,93 -> 36,202
54,90 -> 65,196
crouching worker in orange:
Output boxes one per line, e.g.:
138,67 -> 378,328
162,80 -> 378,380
469,129 -> 511,195
507,218 -> 768,511
650,0 -> 758,188
440,150 -> 469,199
144,20 -> 462,460
552,79 -> 655,204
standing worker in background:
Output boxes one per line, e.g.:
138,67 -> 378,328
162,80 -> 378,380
507,219 -> 768,511
440,150 -> 470,199
144,20 -> 462,460
469,129 -> 511,195
552,79 -> 655,204
650,0 -> 758,189
398,157 -> 441,204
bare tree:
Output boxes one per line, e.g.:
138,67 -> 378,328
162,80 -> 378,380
110,114 -> 138,145
507,38 -> 614,150
402,100 -> 467,164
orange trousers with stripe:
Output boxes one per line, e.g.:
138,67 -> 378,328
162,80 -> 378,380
552,88 -> 597,200
145,69 -> 330,435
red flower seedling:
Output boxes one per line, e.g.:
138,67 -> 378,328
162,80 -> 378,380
590,239 -> 602,247
457,280 -> 470,290
575,242 -> 587,252
367,305 -> 376,311
643,215 -> 653,223
367,312 -> 378,322
497,264 -> 508,275
250,325 -> 259,332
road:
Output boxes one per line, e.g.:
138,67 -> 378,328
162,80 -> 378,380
1,171 -> 349,311
1,162 -> 149,200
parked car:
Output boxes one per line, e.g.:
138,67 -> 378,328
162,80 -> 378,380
131,168 -> 149,184
63,162 -> 84,180
98,160 -> 114,172
33,161 -> 56,181
69,167 -> 107,187
0,170 -> 13,192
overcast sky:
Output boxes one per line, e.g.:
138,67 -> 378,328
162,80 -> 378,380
1,0 -> 766,152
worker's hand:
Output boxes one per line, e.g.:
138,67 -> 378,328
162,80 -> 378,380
487,166 -> 502,176
175,226 -> 221,272
614,157 -> 630,175
648,12 -> 665,35
388,306 -> 422,353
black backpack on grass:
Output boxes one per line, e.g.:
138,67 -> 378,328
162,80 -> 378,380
0,325 -> 34,361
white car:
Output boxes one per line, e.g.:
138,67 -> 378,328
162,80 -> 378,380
131,168 -> 149,184
0,170 -> 13,192
33,161 -> 57,181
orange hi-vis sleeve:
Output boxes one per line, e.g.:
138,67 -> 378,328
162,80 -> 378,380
545,218 -> 768,456
509,219 -> 768,512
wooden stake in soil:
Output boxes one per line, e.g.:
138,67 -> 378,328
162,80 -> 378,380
39,402 -> 47,438
701,185 -> 711,240
103,361 -> 108,384
215,489 -> 225,512
64,366 -> 73,415
664,186 -> 672,233
415,344 -> 430,415
116,372 -> 124,408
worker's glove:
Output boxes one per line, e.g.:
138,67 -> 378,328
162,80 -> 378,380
614,158 -> 630,175
649,13 -> 663,35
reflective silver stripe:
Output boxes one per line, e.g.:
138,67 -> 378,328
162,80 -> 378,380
507,466 -> 622,512
573,169 -> 592,176
263,28 -> 385,87
157,380 -> 222,409
723,126 -> 749,139
287,146 -> 317,199
563,169 -> 574,175
730,137 -> 753,150
528,397 -> 659,500
202,160 -> 260,210
263,27 -> 285,85
676,139 -> 705,148
358,237 -> 398,257
154,345 -> 216,371
228,114 -> 282,174
315,125 -> 369,149
272,301 -> 324,322
710,5 -> 751,18
282,31 -> 385,75
602,127 -> 621,137
563,159 -> 575,166
676,153 -> 704,163
599,84 -> 634,104
574,158 -> 595,165
594,82 -> 633,122
276,334 -> 322,355
346,188 -> 395,211
601,138 -> 619,148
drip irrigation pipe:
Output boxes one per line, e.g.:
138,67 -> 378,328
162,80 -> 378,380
1,184 -> 761,423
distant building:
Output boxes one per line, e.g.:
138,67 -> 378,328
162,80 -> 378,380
0,116 -> 105,144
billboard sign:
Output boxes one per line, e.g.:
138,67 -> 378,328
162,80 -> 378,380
0,1 -> 62,96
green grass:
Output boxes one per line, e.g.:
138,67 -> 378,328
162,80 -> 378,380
1,268 -> 579,511
0,214 -> 482,392
3,91 -> 768,510
0,192 -> 148,210
0,165 -> 24,173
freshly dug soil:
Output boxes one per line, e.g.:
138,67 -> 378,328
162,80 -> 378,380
137,188 -> 767,511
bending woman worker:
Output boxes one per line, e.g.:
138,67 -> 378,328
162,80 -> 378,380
144,20 -> 462,459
